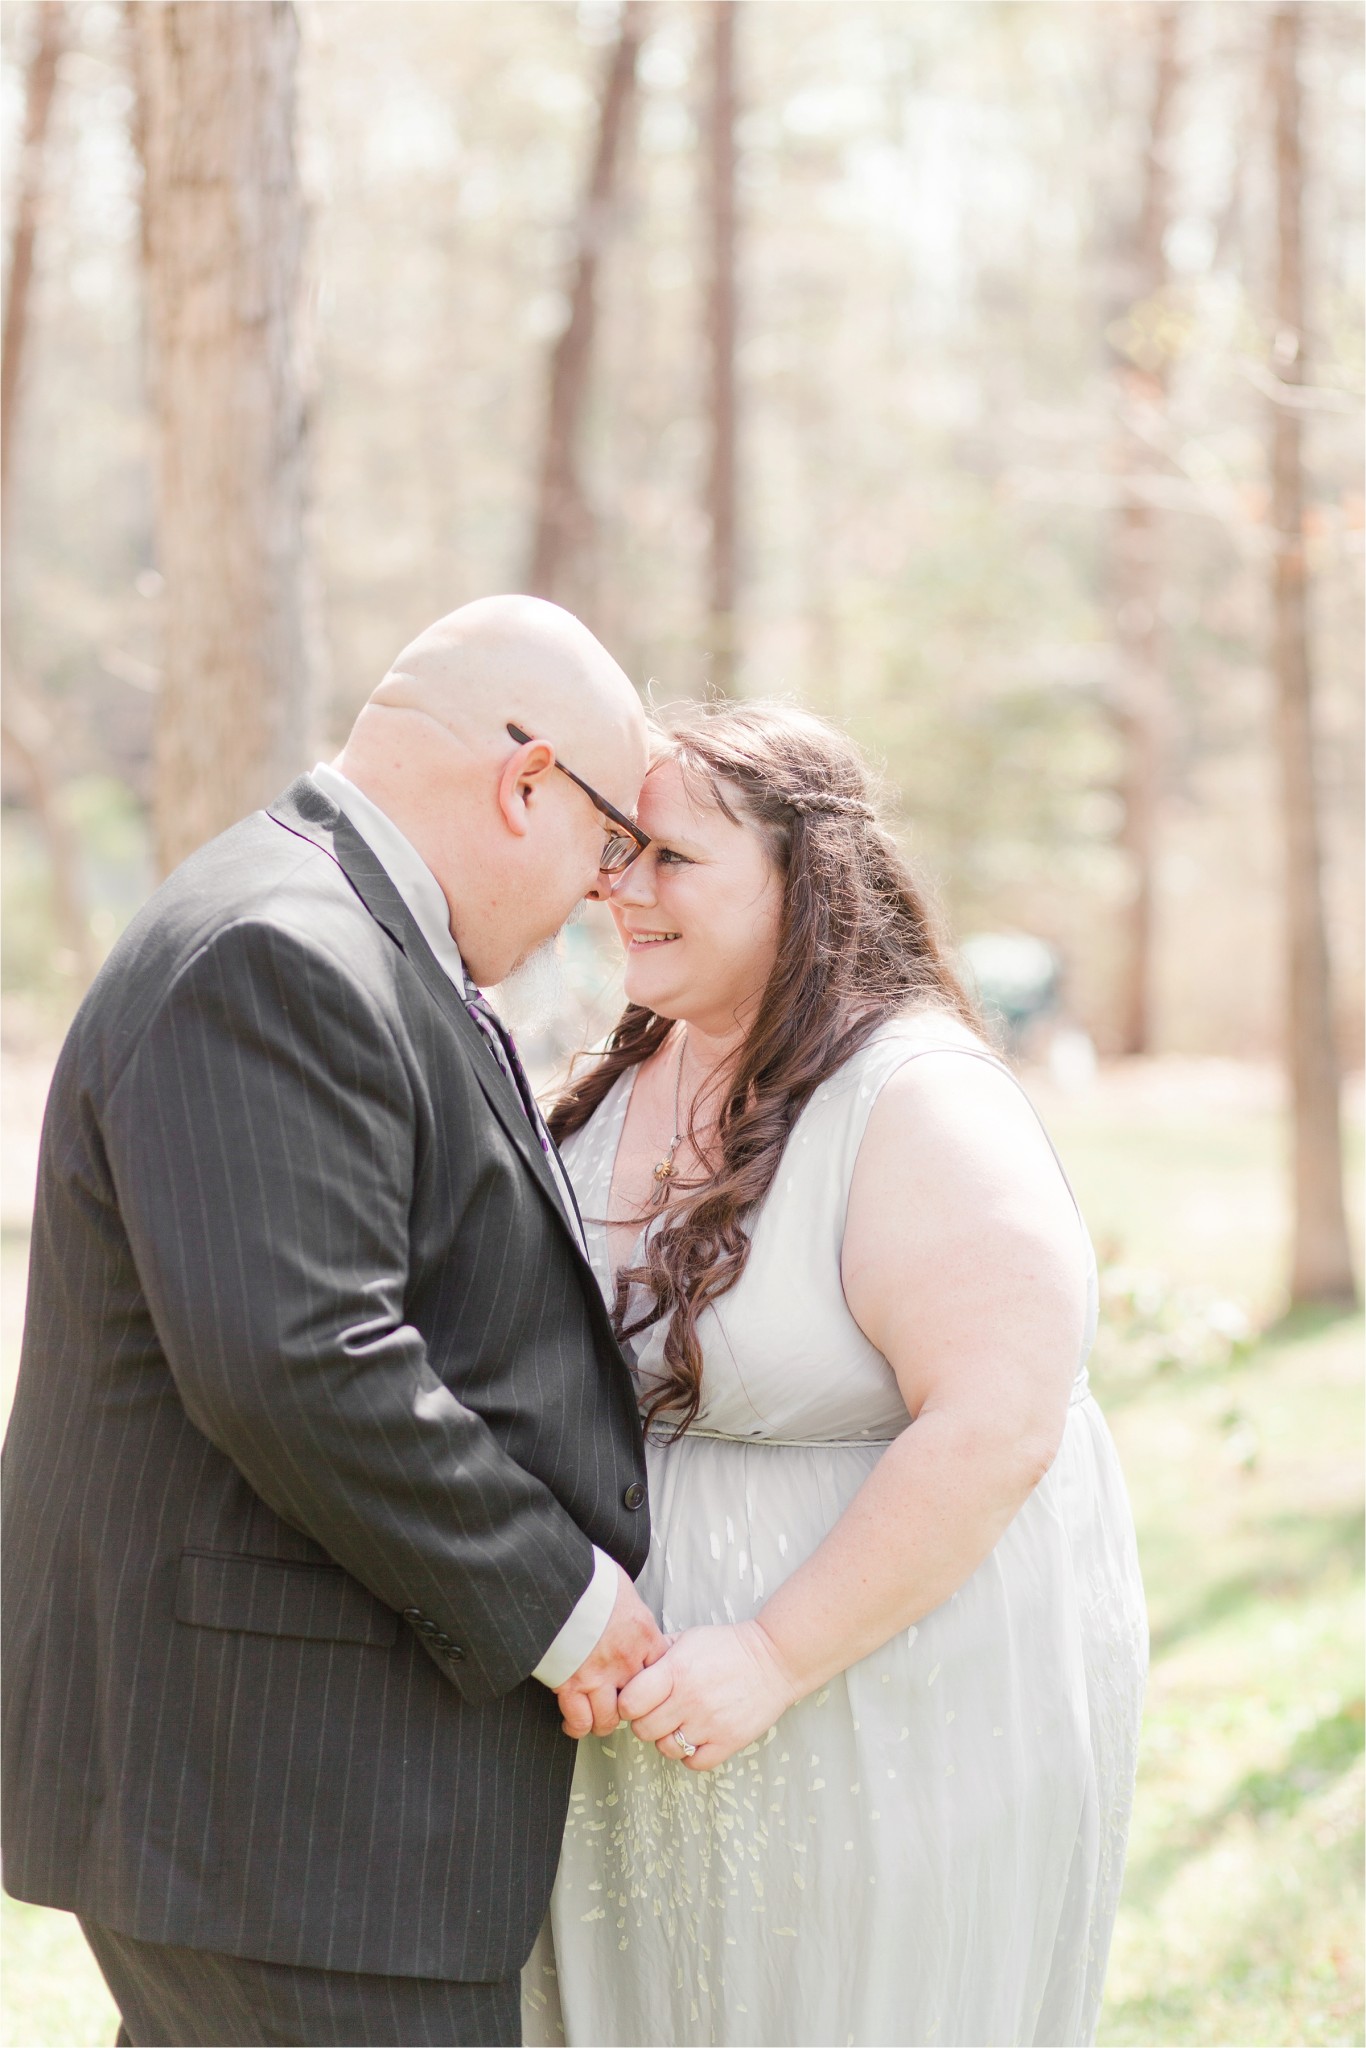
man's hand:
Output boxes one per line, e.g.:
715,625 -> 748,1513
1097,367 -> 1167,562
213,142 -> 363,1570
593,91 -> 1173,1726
555,1565 -> 666,1738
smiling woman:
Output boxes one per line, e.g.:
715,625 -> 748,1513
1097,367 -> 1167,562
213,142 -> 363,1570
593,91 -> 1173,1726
608,751 -> 785,1029
550,699 -> 977,1437
531,699 -> 1148,2048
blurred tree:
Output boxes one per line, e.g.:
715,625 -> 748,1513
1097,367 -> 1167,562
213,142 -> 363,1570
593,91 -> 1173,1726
705,0 -> 739,693
2,2 -> 1359,1064
0,0 -> 62,515
1110,4 -> 1179,1056
131,0 -> 312,876
0,0 -> 94,986
1267,4 -> 1356,1305
526,0 -> 644,614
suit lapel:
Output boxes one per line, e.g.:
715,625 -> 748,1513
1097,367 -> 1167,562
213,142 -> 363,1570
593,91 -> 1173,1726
267,776 -> 586,1263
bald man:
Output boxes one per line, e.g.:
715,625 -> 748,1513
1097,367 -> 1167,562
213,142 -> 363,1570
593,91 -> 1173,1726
3,599 -> 661,2047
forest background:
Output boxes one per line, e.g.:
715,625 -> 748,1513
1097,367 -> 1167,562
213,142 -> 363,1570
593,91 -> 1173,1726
0,3 -> 1362,2045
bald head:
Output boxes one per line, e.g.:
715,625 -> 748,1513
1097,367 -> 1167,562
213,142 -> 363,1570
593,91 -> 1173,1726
365,594 -> 642,769
332,596 -> 649,987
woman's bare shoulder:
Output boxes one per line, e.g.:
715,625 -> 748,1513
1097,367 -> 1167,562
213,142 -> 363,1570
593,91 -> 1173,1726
856,1022 -> 1075,1246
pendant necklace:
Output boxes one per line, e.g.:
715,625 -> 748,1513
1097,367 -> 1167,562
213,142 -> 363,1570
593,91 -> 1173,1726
650,1029 -> 689,1206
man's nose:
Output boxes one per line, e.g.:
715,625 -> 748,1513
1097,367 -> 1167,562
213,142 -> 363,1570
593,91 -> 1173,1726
584,860 -> 627,905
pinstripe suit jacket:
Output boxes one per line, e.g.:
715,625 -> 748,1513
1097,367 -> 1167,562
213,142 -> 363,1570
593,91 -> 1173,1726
1,775 -> 650,1981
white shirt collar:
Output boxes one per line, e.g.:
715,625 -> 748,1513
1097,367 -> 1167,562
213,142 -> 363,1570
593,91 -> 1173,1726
310,761 -> 470,997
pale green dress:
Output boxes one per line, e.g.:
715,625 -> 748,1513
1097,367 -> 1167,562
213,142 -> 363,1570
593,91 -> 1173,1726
523,1014 -> 1147,2047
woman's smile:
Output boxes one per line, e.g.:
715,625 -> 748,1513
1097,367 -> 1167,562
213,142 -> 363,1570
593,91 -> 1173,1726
607,757 -> 784,1035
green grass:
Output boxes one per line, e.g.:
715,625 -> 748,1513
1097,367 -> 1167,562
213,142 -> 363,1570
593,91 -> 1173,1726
1,1903 -> 119,2048
1097,1307 -> 1363,2047
1040,1068 -> 1365,2045
1,1061 -> 1361,2047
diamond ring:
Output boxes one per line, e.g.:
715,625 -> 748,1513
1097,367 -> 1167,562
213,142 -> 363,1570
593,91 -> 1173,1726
670,1727 -> 697,1758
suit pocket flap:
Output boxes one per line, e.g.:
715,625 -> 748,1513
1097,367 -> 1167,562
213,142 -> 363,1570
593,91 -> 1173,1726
176,1551 -> 398,1648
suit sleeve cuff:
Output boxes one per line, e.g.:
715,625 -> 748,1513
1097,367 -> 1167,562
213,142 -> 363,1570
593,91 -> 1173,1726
530,1544 -> 619,1690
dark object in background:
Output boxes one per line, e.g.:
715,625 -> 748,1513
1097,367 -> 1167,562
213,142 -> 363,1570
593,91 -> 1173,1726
959,931 -> 1062,1055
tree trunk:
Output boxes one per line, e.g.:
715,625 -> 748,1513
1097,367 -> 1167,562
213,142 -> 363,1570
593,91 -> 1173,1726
1,0 -> 64,522
132,0 -> 312,877
526,2 -> 644,609
1267,7 -> 1357,1305
0,1 -> 95,985
705,0 -> 739,694
1112,3 -> 1179,1056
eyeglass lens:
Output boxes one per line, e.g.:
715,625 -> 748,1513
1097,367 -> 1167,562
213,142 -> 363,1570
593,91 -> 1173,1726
599,833 -> 638,875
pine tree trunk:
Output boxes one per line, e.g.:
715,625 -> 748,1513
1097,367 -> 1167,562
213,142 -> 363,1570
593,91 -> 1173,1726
1268,5 -> 1357,1305
1,0 -> 64,521
1112,3 -> 1178,1057
132,0 -> 312,877
526,2 -> 643,611
705,0 -> 739,694
0,1 -> 95,985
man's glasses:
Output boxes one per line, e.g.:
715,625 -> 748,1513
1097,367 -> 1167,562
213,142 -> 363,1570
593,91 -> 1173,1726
506,723 -> 650,876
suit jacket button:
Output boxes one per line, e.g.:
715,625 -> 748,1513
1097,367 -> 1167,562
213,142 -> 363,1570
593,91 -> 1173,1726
623,1482 -> 646,1511
433,1632 -> 452,1648
419,1618 -> 440,1635
402,1608 -> 423,1623
446,1645 -> 466,1661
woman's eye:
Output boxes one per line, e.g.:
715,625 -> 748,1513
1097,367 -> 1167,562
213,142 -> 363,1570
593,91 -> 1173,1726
656,847 -> 690,866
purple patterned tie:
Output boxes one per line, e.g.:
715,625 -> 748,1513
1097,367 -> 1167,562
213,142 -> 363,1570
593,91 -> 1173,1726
463,987 -> 586,1251
463,989 -> 543,1136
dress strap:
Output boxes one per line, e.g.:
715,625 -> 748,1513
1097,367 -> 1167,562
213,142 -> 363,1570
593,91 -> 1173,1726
867,1040 -> 1091,1251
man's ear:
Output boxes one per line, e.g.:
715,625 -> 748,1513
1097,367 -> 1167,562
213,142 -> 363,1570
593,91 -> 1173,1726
496,739 -> 557,840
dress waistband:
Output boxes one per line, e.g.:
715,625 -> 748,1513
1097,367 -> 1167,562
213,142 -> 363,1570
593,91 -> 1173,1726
682,1431 -> 897,1449
679,1371 -> 1092,1450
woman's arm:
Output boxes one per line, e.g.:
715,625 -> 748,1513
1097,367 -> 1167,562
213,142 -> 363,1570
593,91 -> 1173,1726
620,1050 -> 1087,1766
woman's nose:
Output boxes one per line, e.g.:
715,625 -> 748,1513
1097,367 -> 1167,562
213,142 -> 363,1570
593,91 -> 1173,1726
585,853 -> 646,905
603,853 -> 655,907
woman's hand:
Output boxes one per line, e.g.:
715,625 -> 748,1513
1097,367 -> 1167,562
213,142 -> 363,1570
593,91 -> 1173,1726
617,1620 -> 799,1771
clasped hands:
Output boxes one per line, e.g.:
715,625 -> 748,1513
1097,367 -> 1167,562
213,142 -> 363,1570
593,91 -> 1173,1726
555,1566 -> 798,1773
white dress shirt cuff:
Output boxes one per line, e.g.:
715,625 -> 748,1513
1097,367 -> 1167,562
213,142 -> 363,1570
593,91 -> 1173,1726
531,1544 -> 619,1690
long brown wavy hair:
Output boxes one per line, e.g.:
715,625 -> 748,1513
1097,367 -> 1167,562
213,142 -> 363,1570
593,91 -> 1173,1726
548,701 -> 984,1438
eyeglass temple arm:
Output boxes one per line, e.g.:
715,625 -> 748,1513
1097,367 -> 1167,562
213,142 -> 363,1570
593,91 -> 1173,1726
505,723 -> 649,850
